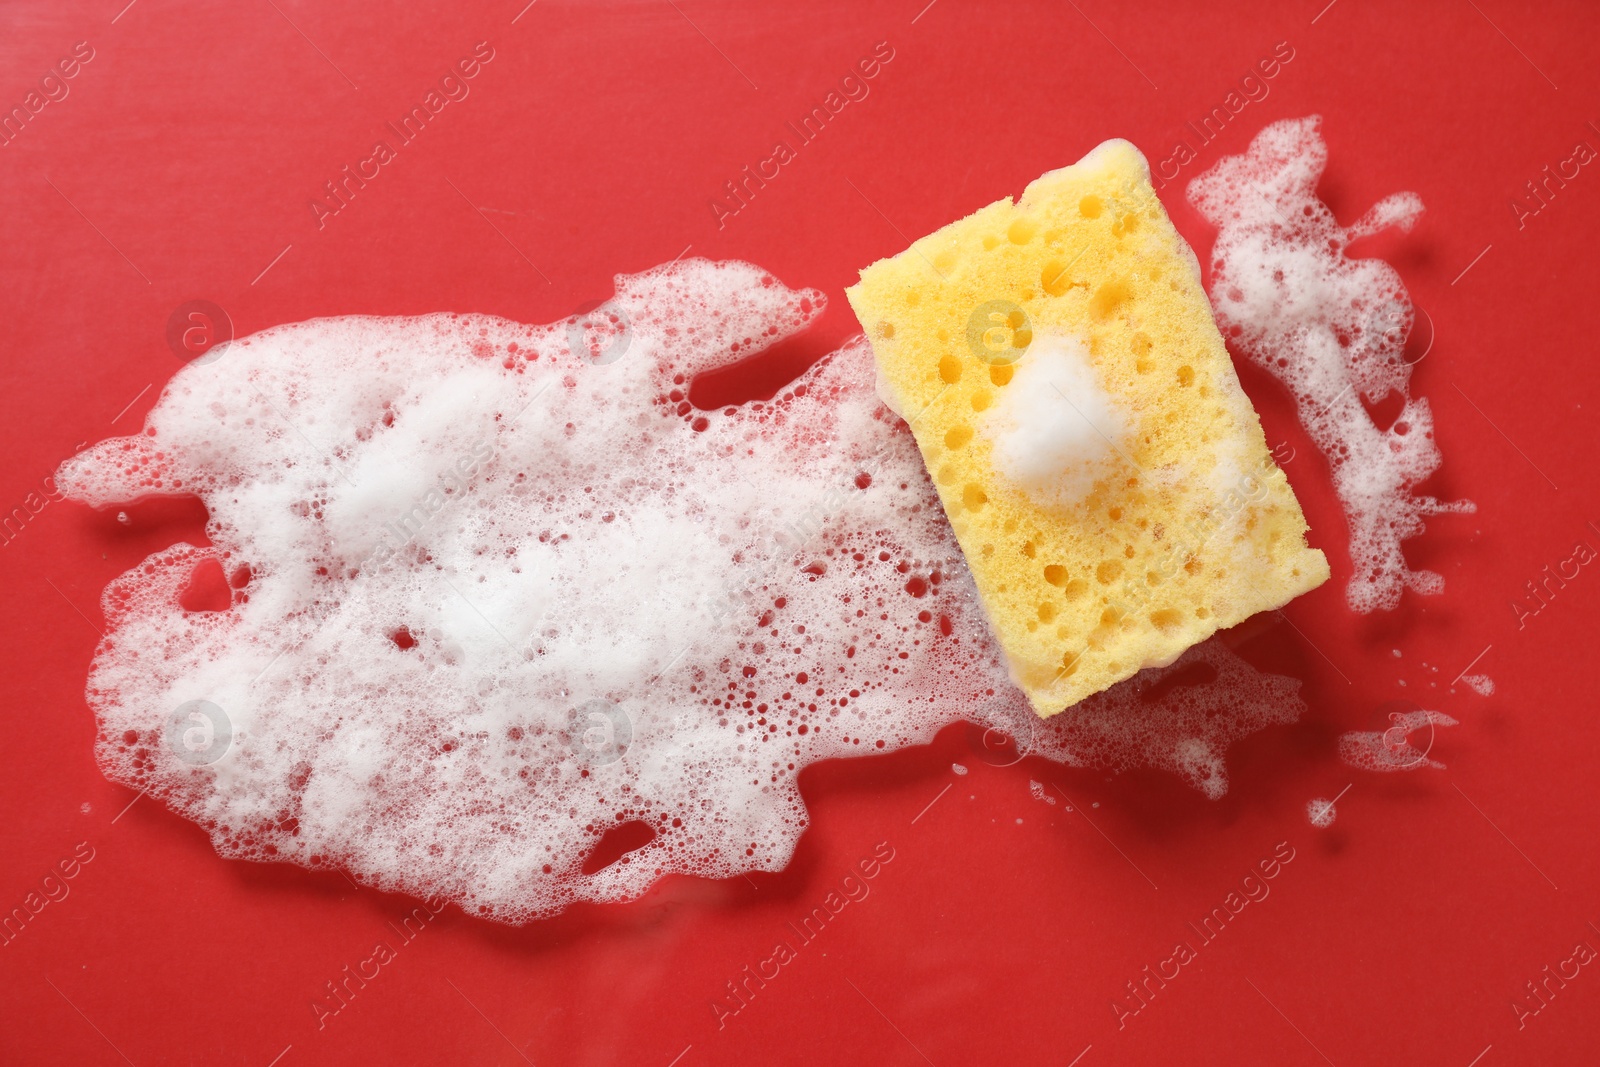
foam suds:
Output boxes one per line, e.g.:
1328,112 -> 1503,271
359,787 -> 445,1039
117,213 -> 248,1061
59,259 -> 1306,920
1188,116 -> 1474,612
1339,709 -> 1456,772
1028,638 -> 1306,800
982,332 -> 1132,510
1460,674 -> 1495,696
1306,797 -> 1336,828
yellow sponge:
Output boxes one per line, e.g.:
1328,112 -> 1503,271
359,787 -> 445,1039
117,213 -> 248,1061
846,140 -> 1328,717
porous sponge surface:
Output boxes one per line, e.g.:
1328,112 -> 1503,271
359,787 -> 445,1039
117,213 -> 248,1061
847,139 -> 1329,717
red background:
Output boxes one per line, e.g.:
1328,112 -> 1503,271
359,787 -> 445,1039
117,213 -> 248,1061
3,1 -> 1598,1064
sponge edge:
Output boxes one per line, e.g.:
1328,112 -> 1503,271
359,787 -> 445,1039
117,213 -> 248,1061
847,138 -> 1329,717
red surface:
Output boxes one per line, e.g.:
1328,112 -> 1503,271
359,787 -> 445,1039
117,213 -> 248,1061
3,2 -> 1598,1064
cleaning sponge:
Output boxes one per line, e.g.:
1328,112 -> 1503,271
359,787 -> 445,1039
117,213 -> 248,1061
846,139 -> 1329,717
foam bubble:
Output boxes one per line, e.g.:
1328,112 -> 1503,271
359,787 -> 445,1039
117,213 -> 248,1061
1188,116 -> 1474,613
59,258 -> 1309,920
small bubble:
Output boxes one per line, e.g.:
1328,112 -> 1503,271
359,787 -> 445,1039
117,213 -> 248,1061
951,763 -> 968,775
116,511 -> 130,525
1307,797 -> 1337,828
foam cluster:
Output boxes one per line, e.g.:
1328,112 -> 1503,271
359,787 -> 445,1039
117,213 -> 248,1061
1030,637 -> 1305,799
1339,709 -> 1456,772
1188,116 -> 1474,612
59,260 -> 1306,921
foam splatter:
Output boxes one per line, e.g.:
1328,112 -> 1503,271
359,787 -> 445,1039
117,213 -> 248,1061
1028,637 -> 1307,800
1188,116 -> 1473,612
1339,709 -> 1457,772
59,259 -> 1308,921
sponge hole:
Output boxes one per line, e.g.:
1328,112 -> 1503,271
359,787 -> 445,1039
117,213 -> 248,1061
1090,278 -> 1132,320
1131,332 -> 1153,374
944,424 -> 974,449
1008,218 -> 1037,244
1148,609 -> 1183,632
1043,564 -> 1068,587
1079,195 -> 1102,218
1041,258 -> 1073,297
938,354 -> 962,384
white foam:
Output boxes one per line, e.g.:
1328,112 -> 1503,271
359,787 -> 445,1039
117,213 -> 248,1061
1025,638 -> 1306,800
1306,797 -> 1337,828
59,259 -> 1309,921
982,332 -> 1132,510
1187,116 -> 1474,612
1339,709 -> 1456,772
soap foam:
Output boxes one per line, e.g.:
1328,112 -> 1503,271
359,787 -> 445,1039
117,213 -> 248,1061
60,259 -> 1307,921
1339,709 -> 1456,772
982,332 -> 1132,510
1306,797 -> 1337,828
1187,116 -> 1473,612
1028,638 -> 1306,800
